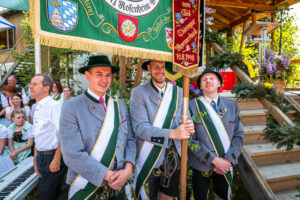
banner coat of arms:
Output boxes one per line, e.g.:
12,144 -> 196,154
30,0 -> 179,61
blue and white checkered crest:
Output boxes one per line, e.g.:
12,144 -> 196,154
47,0 -> 78,32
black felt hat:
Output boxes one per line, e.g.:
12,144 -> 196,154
79,55 -> 119,74
141,60 -> 152,71
197,69 -> 223,88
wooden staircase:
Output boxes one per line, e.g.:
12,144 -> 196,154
235,98 -> 300,200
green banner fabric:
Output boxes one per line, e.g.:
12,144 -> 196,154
0,0 -> 29,11
30,0 -> 177,61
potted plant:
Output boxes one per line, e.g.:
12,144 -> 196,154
262,48 -> 293,93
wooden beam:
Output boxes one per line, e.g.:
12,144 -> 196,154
276,0 -> 300,7
207,0 -> 277,10
206,24 -> 226,31
212,13 -> 231,24
291,59 -> 300,64
240,22 -> 247,54
231,13 -> 270,29
134,59 -> 145,87
230,12 -> 252,28
210,41 -> 295,127
119,56 -> 126,87
223,7 -> 240,17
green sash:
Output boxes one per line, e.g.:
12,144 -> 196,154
195,96 -> 233,199
133,83 -> 178,200
68,97 -> 120,200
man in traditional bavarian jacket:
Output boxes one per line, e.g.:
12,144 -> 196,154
130,60 -> 195,200
188,69 -> 244,200
59,55 -> 136,200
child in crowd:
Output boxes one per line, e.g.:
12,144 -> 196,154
5,110 -> 33,164
6,93 -> 31,122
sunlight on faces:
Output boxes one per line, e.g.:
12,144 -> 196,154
7,77 -> 17,86
85,67 -> 112,97
52,84 -> 58,93
147,61 -> 165,84
12,113 -> 25,126
11,96 -> 22,107
200,73 -> 221,95
63,88 -> 71,98
29,76 -> 50,100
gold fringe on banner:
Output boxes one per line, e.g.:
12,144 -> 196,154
164,70 -> 182,81
29,0 -> 172,62
172,63 -> 199,76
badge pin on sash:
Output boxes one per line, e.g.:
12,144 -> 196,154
218,107 -> 227,118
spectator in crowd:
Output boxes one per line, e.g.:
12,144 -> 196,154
0,124 -> 10,155
5,110 -> 33,164
7,75 -> 30,105
51,81 -> 64,102
30,74 -> 67,200
6,93 -> 31,122
5,85 -> 18,105
0,87 -> 9,126
62,86 -> 72,101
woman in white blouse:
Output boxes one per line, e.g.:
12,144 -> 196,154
6,93 -> 31,122
0,124 -> 10,155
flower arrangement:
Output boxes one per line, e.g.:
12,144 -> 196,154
189,81 -> 202,100
13,131 -> 23,143
262,49 -> 293,81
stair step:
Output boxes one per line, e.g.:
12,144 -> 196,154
244,125 -> 266,144
276,189 -> 300,200
235,99 -> 265,110
258,162 -> 300,192
245,143 -> 300,166
293,97 -> 300,104
240,110 -> 267,126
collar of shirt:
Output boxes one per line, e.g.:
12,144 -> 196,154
204,95 -> 219,105
87,88 -> 105,102
151,80 -> 166,94
36,96 -> 51,106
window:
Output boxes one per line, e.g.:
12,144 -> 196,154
0,28 -> 15,51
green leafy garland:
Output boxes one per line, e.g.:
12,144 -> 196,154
208,49 -> 250,77
232,82 -> 300,150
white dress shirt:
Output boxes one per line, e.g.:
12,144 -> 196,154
153,82 -> 167,95
0,92 -> 8,107
33,96 -> 62,151
87,88 -> 105,102
0,124 -> 10,138
204,95 -> 219,111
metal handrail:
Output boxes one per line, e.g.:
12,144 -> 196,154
0,31 -> 26,81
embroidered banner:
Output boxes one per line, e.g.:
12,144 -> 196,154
30,0 -> 177,61
172,0 -> 204,75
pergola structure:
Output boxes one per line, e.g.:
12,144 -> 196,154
206,0 -> 300,31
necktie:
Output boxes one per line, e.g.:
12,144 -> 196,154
99,97 -> 106,111
160,92 -> 164,98
211,100 -> 217,112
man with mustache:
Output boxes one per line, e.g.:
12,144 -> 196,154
130,60 -> 194,200
59,55 -> 136,200
188,69 -> 244,200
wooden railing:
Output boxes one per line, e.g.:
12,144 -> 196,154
209,41 -> 297,200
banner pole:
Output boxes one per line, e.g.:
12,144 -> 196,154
180,75 -> 190,200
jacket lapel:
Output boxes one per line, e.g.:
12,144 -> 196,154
218,98 -> 228,124
84,91 -> 106,122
